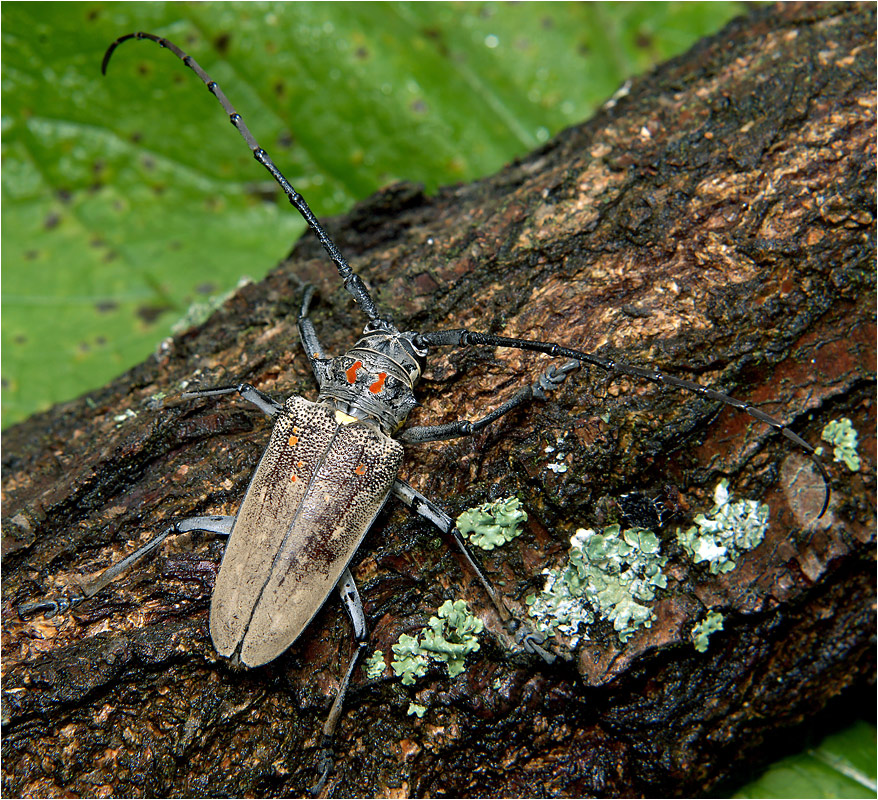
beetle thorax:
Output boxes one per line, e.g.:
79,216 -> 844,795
313,323 -> 426,434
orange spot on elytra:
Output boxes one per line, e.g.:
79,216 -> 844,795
288,435 -> 299,446
354,464 -> 367,476
290,474 -> 298,483
346,360 -> 363,383
297,461 -> 304,468
369,372 -> 388,394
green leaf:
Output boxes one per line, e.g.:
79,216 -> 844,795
735,721 -> 877,798
2,1 -> 748,427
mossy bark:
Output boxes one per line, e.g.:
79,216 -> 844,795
3,3 -> 874,797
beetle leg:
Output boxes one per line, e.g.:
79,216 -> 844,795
337,567 -> 367,642
398,360 -> 579,444
392,479 -> 556,664
297,284 -> 328,377
181,383 -> 284,418
18,515 -> 235,620
311,567 -> 369,797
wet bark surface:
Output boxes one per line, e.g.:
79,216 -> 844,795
3,3 -> 875,797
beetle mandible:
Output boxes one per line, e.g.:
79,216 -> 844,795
18,31 -> 831,795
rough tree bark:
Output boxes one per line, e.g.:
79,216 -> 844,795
2,3 -> 874,798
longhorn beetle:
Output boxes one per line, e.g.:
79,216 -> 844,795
19,32 -> 831,795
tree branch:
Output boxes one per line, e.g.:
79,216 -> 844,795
3,4 -> 874,797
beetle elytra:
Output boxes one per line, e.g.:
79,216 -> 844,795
18,31 -> 832,795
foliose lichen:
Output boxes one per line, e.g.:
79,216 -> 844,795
526,524 -> 668,645
820,417 -> 860,472
692,611 -> 724,653
525,557 -> 595,647
390,599 -> 484,684
390,634 -> 429,686
456,496 -> 527,550
407,702 -> 427,718
676,480 -> 769,574
364,650 -> 386,680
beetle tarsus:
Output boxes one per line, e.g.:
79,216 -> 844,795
18,592 -> 83,621
533,359 -> 580,400
309,745 -> 334,797
518,631 -> 558,664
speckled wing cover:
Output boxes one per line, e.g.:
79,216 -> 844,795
210,396 -> 404,666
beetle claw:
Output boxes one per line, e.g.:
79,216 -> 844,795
309,749 -> 334,797
18,592 -> 83,621
518,629 -> 557,664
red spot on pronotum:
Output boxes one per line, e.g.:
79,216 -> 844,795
369,372 -> 388,394
288,435 -> 298,446
346,360 -> 363,383
354,464 -> 367,476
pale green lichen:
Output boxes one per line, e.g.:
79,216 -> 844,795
676,481 -> 769,574
456,497 -> 527,550
692,611 -> 724,653
364,650 -> 386,680
391,599 -> 484,684
820,417 -> 860,471
525,560 -> 595,646
391,634 -> 429,686
526,524 -> 668,645
407,702 -> 427,718
420,599 -> 485,677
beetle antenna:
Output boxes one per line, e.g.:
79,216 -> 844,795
416,328 -> 832,517
101,32 -> 383,324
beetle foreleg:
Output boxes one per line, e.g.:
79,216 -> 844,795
297,284 -> 334,390
392,479 -> 556,664
297,284 -> 326,358
397,360 -> 579,444
18,516 -> 235,621
181,383 -> 284,418
310,568 -> 370,797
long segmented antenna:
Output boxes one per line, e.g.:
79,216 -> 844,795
101,32 -> 382,324
417,329 -> 831,517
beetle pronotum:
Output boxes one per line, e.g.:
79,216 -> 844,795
18,31 -> 831,795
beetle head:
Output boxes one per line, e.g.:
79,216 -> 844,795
352,320 -> 428,386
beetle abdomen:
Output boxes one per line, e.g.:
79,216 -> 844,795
210,396 -> 403,667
